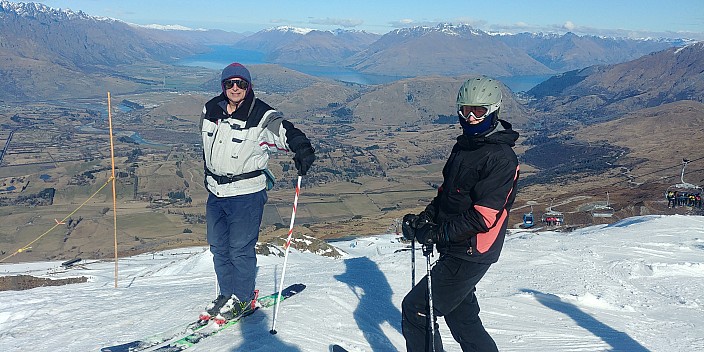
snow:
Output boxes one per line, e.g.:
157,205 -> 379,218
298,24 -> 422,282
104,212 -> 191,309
1,214 -> 703,351
133,23 -> 207,31
0,1 -> 95,22
268,26 -> 316,35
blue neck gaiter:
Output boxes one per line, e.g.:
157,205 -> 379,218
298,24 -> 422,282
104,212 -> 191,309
459,113 -> 496,136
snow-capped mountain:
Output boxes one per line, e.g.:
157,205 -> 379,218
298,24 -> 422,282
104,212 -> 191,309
235,26 -> 380,65
0,1 -> 693,101
0,0 -> 103,22
340,23 -> 679,77
197,22 -> 685,76
388,23 -> 486,37
528,41 -> 704,122
0,0 -> 220,101
498,31 -> 680,72
344,23 -> 555,77
0,0 -> 203,68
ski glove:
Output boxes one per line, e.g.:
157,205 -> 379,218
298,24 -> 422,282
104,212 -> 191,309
416,210 -> 433,226
402,211 -> 435,241
414,220 -> 447,246
401,214 -> 418,240
293,144 -> 316,176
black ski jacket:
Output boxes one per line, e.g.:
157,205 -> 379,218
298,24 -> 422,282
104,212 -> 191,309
425,120 -> 520,264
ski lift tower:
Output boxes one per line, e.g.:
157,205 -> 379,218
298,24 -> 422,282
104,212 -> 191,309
666,159 -> 703,196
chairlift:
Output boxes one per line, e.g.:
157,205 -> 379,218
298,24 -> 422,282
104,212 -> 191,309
522,205 -> 535,228
522,213 -> 535,228
592,192 -> 615,218
541,200 -> 564,226
665,159 -> 703,200
541,211 -> 564,226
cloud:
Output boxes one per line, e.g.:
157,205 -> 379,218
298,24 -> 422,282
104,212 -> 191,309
453,17 -> 487,28
563,21 -> 576,31
308,17 -> 363,28
388,18 -> 417,28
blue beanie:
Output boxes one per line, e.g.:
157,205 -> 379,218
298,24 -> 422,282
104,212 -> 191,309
221,63 -> 251,91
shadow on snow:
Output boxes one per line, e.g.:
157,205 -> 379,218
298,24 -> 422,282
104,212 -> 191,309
335,256 -> 403,351
521,289 -> 650,352
229,266 -> 302,352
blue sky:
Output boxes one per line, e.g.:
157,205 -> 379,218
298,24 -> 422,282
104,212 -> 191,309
36,0 -> 704,39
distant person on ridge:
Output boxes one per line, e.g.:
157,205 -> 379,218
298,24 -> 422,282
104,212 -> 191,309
401,77 -> 519,352
666,191 -> 676,208
199,62 -> 315,323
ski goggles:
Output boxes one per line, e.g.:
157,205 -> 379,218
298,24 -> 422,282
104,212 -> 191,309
223,79 -> 249,90
458,105 -> 489,121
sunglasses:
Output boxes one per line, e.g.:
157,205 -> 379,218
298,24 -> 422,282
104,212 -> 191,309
458,105 -> 489,120
223,79 -> 249,90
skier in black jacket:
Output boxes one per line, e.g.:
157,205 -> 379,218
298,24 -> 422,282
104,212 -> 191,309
402,77 -> 520,352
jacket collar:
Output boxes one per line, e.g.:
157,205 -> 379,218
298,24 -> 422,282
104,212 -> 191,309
216,90 -> 255,121
456,120 -> 519,148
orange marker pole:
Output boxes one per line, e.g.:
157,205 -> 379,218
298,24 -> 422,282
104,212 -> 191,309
107,92 -> 119,288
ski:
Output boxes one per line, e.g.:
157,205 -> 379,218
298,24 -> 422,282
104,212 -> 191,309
100,320 -> 206,352
330,345 -> 349,352
101,283 -> 306,352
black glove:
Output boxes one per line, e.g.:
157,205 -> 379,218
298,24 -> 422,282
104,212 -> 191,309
414,221 -> 445,246
415,210 -> 433,227
293,145 -> 315,176
402,214 -> 418,240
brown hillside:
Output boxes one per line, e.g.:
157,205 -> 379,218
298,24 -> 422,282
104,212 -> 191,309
572,100 -> 704,185
347,75 -> 533,128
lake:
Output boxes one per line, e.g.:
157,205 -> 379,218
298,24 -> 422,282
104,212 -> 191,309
177,45 -> 552,92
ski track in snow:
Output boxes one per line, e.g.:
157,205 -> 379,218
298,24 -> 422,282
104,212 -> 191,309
0,214 -> 703,351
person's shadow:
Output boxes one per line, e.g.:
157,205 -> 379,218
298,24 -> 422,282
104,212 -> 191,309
335,256 -> 402,352
227,266 -> 302,352
230,312 -> 301,352
521,289 -> 650,352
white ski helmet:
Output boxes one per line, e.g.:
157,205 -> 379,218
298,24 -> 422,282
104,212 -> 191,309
456,77 -> 502,121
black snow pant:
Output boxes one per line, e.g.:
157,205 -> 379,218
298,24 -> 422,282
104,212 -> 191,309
402,255 -> 498,352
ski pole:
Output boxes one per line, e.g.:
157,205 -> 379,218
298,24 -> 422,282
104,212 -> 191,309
411,239 -> 416,289
402,216 -> 416,289
270,175 -> 302,335
425,245 -> 436,352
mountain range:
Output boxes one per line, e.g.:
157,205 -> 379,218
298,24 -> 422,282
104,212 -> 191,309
234,23 -> 683,78
235,26 -> 379,66
0,1 -> 213,101
0,0 -> 692,102
527,41 -> 704,125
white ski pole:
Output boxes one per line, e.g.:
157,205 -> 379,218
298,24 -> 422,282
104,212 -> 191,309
411,239 -> 416,289
425,245 -> 436,352
270,175 -> 302,335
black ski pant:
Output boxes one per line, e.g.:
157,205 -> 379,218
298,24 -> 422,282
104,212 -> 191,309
402,255 -> 498,352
